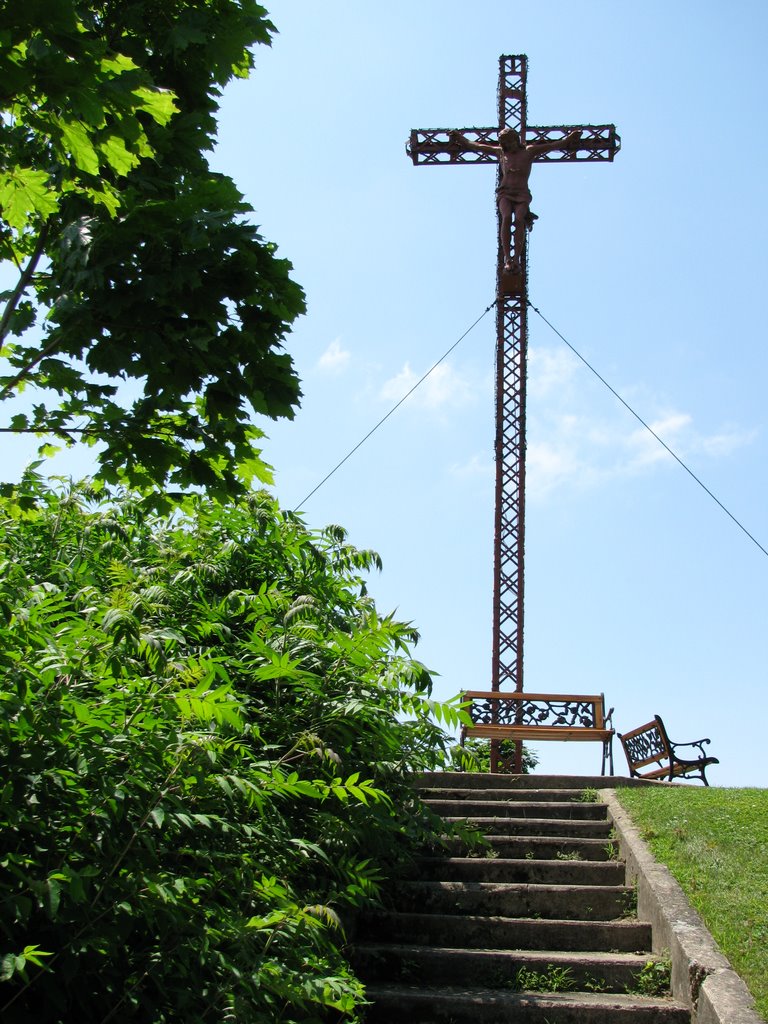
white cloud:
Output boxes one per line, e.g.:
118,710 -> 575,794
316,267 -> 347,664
527,346 -> 579,399
625,412 -> 693,468
449,453 -> 494,480
317,337 -> 350,372
526,417 -> 589,499
512,344 -> 756,499
621,413 -> 755,470
389,343 -> 756,501
697,427 -> 757,457
379,361 -> 476,410
525,404 -> 756,501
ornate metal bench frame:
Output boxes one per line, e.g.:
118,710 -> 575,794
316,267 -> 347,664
460,691 -> 615,775
618,714 -> 719,785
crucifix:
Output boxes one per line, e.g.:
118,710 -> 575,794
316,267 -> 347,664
408,55 -> 620,771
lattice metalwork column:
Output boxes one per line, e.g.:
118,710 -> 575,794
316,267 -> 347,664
406,55 -> 620,743
492,55 -> 528,695
492,290 -> 527,691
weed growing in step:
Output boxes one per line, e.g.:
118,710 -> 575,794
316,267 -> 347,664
583,975 -> 609,992
397,957 -> 420,982
604,840 -> 620,860
629,956 -> 671,997
450,819 -> 491,857
555,850 -> 583,861
621,886 -> 638,918
514,965 -> 576,992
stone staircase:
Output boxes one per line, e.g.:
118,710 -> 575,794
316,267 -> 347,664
355,772 -> 691,1023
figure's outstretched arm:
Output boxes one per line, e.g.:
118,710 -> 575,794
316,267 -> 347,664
450,130 -> 500,156
528,129 -> 583,156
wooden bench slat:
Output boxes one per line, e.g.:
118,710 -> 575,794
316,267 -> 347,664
625,753 -> 669,771
462,691 -> 607,703
466,725 -> 613,742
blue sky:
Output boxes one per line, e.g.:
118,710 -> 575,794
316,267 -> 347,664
4,1 -> 767,784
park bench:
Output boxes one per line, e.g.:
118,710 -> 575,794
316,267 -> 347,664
618,714 -> 719,785
460,691 -> 615,775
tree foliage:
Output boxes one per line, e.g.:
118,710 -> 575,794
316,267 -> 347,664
459,737 -> 540,774
0,473 -> 465,1022
0,1 -> 305,500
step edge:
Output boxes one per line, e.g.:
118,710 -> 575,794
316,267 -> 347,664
364,982 -> 689,1008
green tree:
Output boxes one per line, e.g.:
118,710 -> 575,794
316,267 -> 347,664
459,737 -> 540,774
0,473 -> 465,1022
0,1 -> 305,501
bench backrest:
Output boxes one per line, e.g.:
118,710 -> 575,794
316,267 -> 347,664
618,716 -> 671,774
462,691 -> 608,730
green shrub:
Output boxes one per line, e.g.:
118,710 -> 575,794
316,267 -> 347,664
458,737 -> 539,773
0,473 -> 464,1022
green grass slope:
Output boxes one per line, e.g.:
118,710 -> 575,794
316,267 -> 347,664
617,787 -> 768,1020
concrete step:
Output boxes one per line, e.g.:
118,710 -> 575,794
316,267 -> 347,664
441,834 -> 618,861
356,775 -> 689,1021
417,772 -> 642,791
355,943 -> 664,993
358,911 -> 653,952
393,881 -> 636,920
441,815 -> 614,838
363,984 -> 689,1023
415,856 -> 626,886
419,786 -> 595,803
423,798 -> 609,820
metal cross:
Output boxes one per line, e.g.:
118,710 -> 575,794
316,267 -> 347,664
407,55 -> 619,770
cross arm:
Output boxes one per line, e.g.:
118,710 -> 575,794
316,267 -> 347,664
406,124 -> 620,165
528,124 -> 620,162
406,128 -> 500,165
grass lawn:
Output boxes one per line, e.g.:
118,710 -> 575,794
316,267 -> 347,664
616,787 -> 768,1020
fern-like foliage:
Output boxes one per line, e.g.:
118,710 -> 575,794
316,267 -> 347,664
0,472 -> 464,1022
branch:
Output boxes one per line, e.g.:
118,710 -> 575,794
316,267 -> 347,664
0,223 -> 49,345
0,426 -> 90,436
0,335 -> 64,403
0,223 -> 56,402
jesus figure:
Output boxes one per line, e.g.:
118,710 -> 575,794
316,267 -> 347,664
451,127 -> 582,273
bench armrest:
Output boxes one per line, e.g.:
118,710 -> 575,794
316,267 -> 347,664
669,739 -> 712,761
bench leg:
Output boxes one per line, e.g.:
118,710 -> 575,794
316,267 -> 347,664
601,736 -> 614,776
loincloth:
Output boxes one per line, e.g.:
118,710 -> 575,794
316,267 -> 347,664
496,185 -> 533,205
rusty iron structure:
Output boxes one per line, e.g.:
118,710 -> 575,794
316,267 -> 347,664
408,55 -> 619,771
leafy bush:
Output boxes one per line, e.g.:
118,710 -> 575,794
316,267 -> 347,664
0,472 -> 464,1022
458,737 -> 539,774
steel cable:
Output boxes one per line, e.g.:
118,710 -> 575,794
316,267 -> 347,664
529,299 -> 768,560
294,299 -> 497,509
